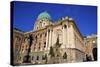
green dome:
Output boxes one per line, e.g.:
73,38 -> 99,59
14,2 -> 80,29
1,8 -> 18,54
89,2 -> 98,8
37,11 -> 51,20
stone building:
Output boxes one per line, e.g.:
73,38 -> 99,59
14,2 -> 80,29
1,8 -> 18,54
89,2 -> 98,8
12,11 -> 96,65
84,34 -> 97,61
12,28 -> 24,65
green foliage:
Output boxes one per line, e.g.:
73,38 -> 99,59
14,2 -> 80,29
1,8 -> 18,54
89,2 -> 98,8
56,36 -> 61,47
45,54 -> 47,60
49,46 -> 55,57
63,52 -> 67,59
45,54 -> 47,63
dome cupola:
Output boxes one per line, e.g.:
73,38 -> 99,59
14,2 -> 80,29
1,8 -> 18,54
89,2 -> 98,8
37,11 -> 51,20
34,11 -> 52,31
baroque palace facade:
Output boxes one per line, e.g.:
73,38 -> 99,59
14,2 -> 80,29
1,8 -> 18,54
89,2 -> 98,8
12,11 -> 97,65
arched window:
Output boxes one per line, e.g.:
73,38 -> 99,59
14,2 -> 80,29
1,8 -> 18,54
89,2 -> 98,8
48,29 -> 50,32
42,54 -> 47,60
42,55 -> 45,60
37,56 -> 39,60
32,56 -> 34,60
38,43 -> 41,50
35,35 -> 37,42
64,24 -> 67,29
92,48 -> 97,61
44,42 -> 46,48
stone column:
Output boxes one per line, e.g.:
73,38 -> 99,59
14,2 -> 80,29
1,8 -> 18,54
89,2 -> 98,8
46,30 -> 48,50
62,25 -> 67,48
48,29 -> 52,50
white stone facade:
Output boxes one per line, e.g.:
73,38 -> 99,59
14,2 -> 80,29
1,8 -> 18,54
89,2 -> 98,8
13,12 -> 89,65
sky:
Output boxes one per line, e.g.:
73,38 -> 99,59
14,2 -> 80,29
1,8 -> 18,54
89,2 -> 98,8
12,1 -> 97,36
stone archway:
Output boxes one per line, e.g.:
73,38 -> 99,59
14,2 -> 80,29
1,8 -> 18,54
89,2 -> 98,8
92,48 -> 97,61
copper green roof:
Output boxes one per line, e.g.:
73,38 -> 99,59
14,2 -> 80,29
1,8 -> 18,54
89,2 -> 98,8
37,11 -> 51,20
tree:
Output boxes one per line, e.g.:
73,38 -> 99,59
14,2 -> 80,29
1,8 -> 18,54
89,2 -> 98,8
63,52 -> 67,59
44,54 -> 47,64
49,46 -> 55,57
55,36 -> 61,47
86,55 -> 92,61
